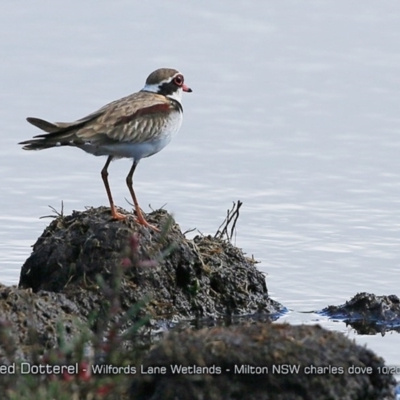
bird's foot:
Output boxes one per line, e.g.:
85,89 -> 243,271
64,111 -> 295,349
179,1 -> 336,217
135,213 -> 160,232
110,208 -> 127,221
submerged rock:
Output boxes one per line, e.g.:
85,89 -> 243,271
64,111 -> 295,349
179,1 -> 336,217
130,322 -> 396,400
321,292 -> 400,334
19,207 -> 283,323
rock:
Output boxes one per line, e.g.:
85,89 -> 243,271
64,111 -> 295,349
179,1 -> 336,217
130,323 -> 396,400
321,292 -> 400,334
0,284 -> 84,361
19,207 -> 284,324
5,208 -> 398,398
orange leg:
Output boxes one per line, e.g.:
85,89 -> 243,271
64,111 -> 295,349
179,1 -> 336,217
126,161 -> 159,232
101,156 -> 126,220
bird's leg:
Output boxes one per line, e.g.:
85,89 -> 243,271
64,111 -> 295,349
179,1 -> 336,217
126,161 -> 159,232
101,156 -> 126,220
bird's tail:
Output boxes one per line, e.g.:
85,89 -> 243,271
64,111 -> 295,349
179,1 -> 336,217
26,117 -> 60,133
19,117 -> 74,150
19,140 -> 60,150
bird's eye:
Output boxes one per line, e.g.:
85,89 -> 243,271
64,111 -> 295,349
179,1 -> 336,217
174,75 -> 183,86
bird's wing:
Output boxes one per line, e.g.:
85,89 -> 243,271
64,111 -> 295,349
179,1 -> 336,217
25,92 -> 180,146
74,92 -> 179,145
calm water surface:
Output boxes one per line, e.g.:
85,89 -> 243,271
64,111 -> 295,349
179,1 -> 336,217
1,1 -> 400,366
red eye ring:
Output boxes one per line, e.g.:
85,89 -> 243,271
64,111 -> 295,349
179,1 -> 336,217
174,75 -> 183,86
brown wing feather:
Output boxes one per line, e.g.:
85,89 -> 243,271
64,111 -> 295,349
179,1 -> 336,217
75,92 -> 177,144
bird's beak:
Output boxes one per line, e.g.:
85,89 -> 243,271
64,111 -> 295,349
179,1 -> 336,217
182,84 -> 192,93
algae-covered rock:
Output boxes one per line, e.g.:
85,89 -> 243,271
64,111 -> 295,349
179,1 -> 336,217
0,284 -> 84,360
19,207 -> 283,322
130,323 -> 396,400
321,292 -> 400,334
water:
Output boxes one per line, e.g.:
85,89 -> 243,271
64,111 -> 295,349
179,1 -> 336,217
1,0 -> 400,369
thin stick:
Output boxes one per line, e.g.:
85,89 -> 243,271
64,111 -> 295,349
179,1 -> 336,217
214,200 -> 243,241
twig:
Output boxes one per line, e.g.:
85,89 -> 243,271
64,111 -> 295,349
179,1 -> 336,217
39,201 -> 64,219
214,200 -> 243,241
183,227 -> 197,235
